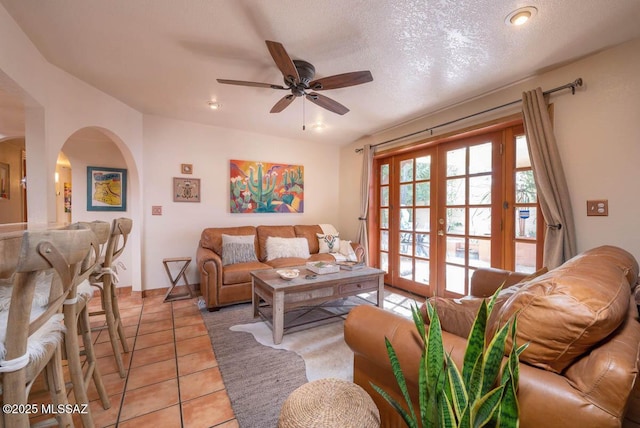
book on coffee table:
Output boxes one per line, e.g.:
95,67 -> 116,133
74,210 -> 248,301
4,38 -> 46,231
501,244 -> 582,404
306,261 -> 340,274
337,261 -> 365,270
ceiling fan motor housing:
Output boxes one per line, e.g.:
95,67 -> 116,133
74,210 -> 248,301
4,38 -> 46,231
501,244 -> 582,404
288,60 -> 316,96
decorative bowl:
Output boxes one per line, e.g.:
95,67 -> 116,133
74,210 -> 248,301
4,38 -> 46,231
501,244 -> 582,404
276,269 -> 299,280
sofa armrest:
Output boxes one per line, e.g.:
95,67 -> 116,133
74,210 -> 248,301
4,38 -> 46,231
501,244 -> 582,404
196,245 -> 222,309
350,242 -> 365,263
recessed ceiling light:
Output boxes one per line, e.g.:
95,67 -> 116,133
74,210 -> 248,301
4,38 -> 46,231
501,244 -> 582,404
505,6 -> 537,26
208,101 -> 221,110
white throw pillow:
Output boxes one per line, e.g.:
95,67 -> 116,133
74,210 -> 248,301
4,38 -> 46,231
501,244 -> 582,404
266,237 -> 311,261
221,234 -> 258,266
317,233 -> 340,254
338,240 -> 358,262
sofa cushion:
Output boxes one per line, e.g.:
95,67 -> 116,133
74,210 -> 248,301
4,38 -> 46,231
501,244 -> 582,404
265,237 -> 310,261
497,246 -> 634,373
294,225 -> 323,254
257,226 -> 296,261
200,226 -> 257,256
221,234 -> 258,266
222,261 -> 271,285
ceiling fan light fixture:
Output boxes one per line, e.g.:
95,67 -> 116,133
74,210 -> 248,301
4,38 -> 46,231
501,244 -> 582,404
208,101 -> 221,110
505,6 -> 537,26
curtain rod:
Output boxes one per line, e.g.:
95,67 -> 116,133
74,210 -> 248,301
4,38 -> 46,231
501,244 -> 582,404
355,78 -> 583,153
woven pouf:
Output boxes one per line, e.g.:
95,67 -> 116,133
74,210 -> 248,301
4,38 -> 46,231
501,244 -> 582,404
278,378 -> 380,428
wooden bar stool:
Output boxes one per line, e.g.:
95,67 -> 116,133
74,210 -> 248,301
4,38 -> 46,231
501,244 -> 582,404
89,218 -> 132,378
0,228 -> 94,427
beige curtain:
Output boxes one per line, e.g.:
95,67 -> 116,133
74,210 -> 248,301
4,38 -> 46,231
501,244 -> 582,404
522,88 -> 577,268
356,144 -> 373,264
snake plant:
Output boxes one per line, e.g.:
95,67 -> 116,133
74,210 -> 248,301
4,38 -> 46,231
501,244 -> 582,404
372,288 -> 527,428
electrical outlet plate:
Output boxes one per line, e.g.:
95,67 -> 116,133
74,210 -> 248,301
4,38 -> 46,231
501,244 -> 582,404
586,200 -> 608,216
152,205 -> 162,216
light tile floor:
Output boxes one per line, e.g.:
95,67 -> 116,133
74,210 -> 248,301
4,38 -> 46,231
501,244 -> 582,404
26,285 -> 421,427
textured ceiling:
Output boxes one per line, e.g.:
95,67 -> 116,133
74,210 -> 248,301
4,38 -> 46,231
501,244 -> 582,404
1,0 -> 640,145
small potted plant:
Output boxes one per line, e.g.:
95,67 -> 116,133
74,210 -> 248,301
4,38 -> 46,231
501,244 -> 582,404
372,288 -> 527,428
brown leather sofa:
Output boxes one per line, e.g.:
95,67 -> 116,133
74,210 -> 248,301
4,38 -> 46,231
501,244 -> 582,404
345,245 -> 640,428
196,224 -> 364,311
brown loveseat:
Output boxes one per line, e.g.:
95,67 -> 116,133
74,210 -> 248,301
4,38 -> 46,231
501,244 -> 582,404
345,246 -> 640,427
196,224 -> 364,311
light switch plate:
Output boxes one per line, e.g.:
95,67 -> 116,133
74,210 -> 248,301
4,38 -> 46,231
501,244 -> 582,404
586,200 -> 608,216
152,205 -> 162,216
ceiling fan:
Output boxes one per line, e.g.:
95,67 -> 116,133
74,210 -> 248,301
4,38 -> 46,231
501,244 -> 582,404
217,40 -> 373,116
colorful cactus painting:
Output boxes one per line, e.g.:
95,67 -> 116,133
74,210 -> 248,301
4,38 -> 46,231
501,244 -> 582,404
230,159 -> 304,213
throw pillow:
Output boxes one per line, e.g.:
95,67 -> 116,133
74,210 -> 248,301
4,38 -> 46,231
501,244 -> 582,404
265,237 -> 311,261
338,240 -> 358,262
317,233 -> 340,254
221,234 -> 258,266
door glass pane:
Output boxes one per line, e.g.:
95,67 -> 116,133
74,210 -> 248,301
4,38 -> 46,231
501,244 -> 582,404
381,164 -> 390,185
380,187 -> 389,206
400,159 -> 413,182
380,208 -> 389,229
446,178 -> 466,205
400,256 -> 413,279
515,241 -> 536,273
469,207 -> 491,236
415,259 -> 429,284
446,237 -> 465,264
400,184 -> 413,206
380,252 -> 389,273
400,233 -> 413,255
469,142 -> 492,174
415,233 -> 429,258
446,208 -> 465,234
515,207 -> 537,238
516,170 -> 537,203
447,148 -> 466,177
515,136 -> 530,168
469,175 -> 491,205
415,208 -> 430,232
415,182 -> 430,206
380,230 -> 389,251
416,156 -> 431,180
400,208 -> 413,230
469,238 -> 490,268
445,264 -> 466,294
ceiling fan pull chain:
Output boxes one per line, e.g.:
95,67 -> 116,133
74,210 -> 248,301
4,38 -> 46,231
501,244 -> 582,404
302,96 -> 306,131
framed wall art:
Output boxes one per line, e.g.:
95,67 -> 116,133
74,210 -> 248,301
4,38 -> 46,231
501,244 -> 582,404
87,166 -> 127,211
181,163 -> 193,174
0,162 -> 9,200
230,159 -> 304,213
173,177 -> 200,202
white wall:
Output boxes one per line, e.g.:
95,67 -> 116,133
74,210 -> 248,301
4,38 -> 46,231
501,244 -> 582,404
339,37 -> 640,262
0,5 -> 144,291
142,115 -> 341,289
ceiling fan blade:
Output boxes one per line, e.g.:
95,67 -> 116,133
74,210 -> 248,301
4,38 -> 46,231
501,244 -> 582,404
217,79 -> 286,90
270,94 -> 296,113
265,40 -> 300,85
309,71 -> 373,90
306,92 -> 349,115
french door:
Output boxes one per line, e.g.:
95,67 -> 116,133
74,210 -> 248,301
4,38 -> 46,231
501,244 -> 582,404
373,125 -> 540,298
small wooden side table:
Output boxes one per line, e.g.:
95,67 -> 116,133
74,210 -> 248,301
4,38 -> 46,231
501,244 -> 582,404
162,257 -> 195,302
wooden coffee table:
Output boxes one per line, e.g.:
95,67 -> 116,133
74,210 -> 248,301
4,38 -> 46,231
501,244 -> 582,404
251,266 -> 385,344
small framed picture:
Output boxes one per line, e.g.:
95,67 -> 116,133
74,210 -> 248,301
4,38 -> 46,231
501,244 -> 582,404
173,177 -> 200,202
181,163 -> 193,174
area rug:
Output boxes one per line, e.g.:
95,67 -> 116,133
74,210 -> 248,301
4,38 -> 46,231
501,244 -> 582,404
201,302 -> 354,428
